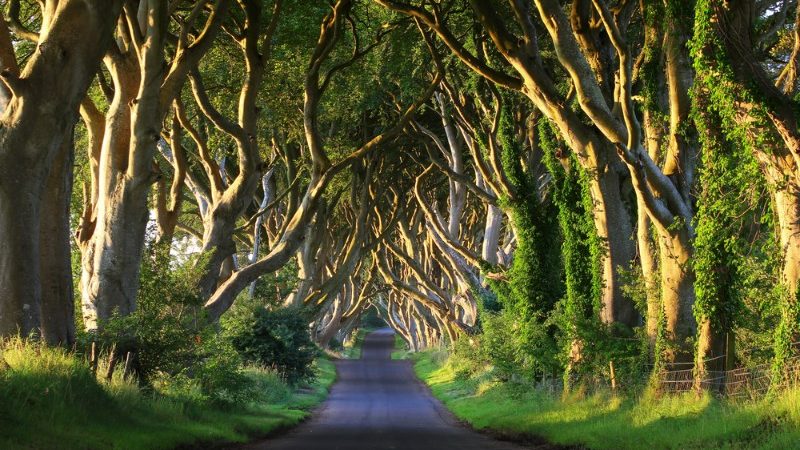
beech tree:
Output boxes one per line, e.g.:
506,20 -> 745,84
692,0 -> 800,375
76,0 -> 229,330
0,0 -> 123,341
374,0 -> 703,368
201,0 -> 441,320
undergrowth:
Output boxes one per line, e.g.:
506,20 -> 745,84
0,338 -> 335,450
414,349 -> 800,450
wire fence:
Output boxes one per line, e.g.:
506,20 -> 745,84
656,342 -> 800,399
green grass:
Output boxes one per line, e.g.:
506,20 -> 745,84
391,334 -> 412,360
0,339 -> 336,449
414,350 -> 800,449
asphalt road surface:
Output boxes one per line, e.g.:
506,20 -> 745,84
236,328 -> 532,450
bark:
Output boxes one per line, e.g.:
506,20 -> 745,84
775,183 -> 800,293
0,0 -> 124,338
317,297 -> 344,348
0,15 -> 16,112
481,203 -> 503,265
591,163 -> 638,326
154,121 -> 188,244
658,229 -> 697,363
437,93 -> 466,239
284,209 -> 326,306
248,169 -> 276,298
82,0 -> 229,330
638,198 -> 660,341
695,319 -> 734,391
40,130 -> 77,345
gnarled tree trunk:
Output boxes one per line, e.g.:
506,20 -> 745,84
0,0 -> 123,338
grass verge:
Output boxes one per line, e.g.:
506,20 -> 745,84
391,334 -> 412,360
0,339 -> 336,450
414,349 -> 800,450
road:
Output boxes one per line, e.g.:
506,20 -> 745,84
236,328 -> 532,450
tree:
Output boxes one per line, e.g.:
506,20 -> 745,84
78,0 -> 229,331
0,0 -> 124,340
377,0 -> 699,366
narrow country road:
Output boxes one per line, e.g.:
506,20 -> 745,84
235,328 -> 531,450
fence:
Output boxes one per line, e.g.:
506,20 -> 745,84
658,341 -> 800,399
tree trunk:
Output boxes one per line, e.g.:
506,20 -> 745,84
0,0 -> 123,338
776,183 -> 800,293
248,170 -> 275,298
0,174 -> 42,337
773,181 -> 800,371
482,204 -> 503,265
40,130 -> 76,345
84,179 -> 152,329
317,298 -> 344,349
694,319 -> 731,392
81,60 -> 148,330
590,164 -> 637,327
658,229 -> 697,365
637,198 -> 660,343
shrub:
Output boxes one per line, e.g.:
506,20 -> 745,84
479,308 -> 561,381
226,305 -> 319,384
449,335 -> 488,380
192,333 -> 252,408
92,246 -> 254,407
92,246 -> 207,380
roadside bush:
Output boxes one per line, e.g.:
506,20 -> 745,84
150,335 -> 252,409
226,305 -> 319,384
480,308 -> 560,381
449,334 -> 488,380
92,246 -> 253,407
193,334 -> 252,407
92,246 -> 206,378
243,365 -> 293,404
479,311 -> 522,380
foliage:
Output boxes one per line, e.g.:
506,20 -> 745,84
225,304 -> 319,384
83,247 -> 251,407
690,0 -> 786,372
0,337 -> 335,450
361,306 -> 389,329
414,349 -> 800,450
538,118 -> 615,385
479,97 -> 564,379
94,247 -> 207,378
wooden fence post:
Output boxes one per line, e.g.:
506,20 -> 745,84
609,360 -> 617,392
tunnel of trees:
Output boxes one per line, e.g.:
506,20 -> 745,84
2,1 -> 800,445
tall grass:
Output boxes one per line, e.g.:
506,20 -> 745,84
0,338 -> 335,449
414,350 -> 800,449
